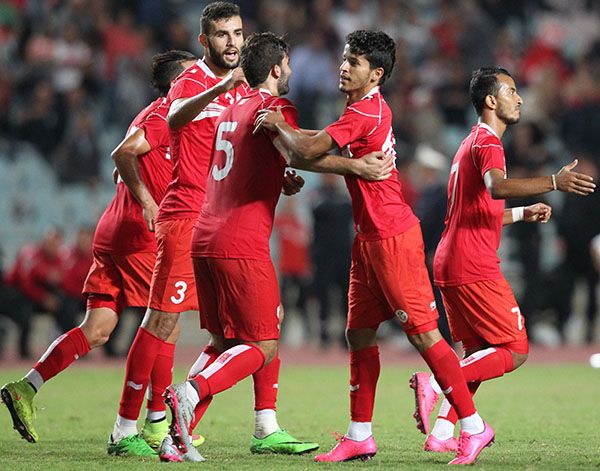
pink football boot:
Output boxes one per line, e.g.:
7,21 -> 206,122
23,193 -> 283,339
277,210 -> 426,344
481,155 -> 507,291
409,372 -> 440,435
423,434 -> 458,452
314,434 -> 377,462
449,421 -> 494,465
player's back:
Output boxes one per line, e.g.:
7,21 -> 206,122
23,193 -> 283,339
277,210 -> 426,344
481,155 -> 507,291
434,123 -> 506,286
191,89 -> 295,261
94,98 -> 172,254
158,60 -> 249,222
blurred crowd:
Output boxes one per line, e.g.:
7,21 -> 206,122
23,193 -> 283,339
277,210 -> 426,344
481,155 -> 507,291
0,0 -> 599,350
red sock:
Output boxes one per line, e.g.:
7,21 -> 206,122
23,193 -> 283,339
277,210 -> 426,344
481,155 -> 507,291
188,346 -> 220,432
118,327 -> 164,420
421,340 -> 475,419
349,346 -> 380,422
33,327 -> 90,382
146,341 -> 176,413
461,347 -> 514,382
191,344 -> 265,399
253,351 -> 280,411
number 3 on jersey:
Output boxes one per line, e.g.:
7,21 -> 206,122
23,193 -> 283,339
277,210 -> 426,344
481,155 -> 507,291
212,121 -> 238,181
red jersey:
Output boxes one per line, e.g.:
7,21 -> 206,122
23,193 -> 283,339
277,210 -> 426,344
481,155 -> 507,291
60,245 -> 93,299
434,123 -> 506,286
93,97 -> 172,254
157,59 -> 250,222
275,212 -> 311,276
325,86 -> 418,241
191,89 -> 297,260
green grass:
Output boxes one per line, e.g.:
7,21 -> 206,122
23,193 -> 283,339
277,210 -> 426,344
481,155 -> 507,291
1,364 -> 599,469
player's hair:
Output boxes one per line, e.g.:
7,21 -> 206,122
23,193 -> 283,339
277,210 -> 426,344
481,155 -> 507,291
201,1 -> 241,35
151,50 -> 196,96
240,32 -> 290,88
345,30 -> 396,85
469,67 -> 513,115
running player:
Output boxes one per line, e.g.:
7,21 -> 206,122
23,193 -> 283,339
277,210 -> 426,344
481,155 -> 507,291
157,31 -> 394,463
413,67 -> 595,453
0,51 -> 196,457
254,30 -> 494,465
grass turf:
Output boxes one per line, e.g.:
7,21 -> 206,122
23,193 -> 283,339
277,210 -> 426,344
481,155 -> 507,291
0,363 -> 599,469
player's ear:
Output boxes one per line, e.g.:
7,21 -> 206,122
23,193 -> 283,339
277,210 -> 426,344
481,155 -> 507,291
371,67 -> 384,85
198,33 -> 207,48
485,94 -> 497,110
272,64 -> 281,80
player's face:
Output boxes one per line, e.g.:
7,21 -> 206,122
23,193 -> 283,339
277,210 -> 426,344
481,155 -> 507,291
203,16 -> 243,70
494,74 -> 522,125
277,55 -> 292,96
338,44 -> 379,94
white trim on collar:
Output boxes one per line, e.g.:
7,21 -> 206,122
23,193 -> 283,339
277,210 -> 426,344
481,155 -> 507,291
258,88 -> 273,96
477,120 -> 499,138
197,58 -> 216,79
361,86 -> 380,100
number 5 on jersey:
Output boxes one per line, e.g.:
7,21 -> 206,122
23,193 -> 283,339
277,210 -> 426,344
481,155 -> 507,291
212,121 -> 238,181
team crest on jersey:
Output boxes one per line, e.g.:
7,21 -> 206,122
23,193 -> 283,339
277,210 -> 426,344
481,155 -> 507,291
395,309 -> 409,323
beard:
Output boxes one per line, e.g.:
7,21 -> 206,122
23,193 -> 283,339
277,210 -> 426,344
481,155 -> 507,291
277,74 -> 290,95
498,107 -> 520,125
207,41 -> 239,70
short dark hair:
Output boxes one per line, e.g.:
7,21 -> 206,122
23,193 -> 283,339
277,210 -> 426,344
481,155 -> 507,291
151,50 -> 196,96
201,1 -> 241,35
469,67 -> 513,115
240,32 -> 289,88
345,30 -> 396,85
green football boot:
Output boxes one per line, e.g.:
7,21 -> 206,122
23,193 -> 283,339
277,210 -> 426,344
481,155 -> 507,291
251,429 -> 319,455
107,434 -> 158,457
1,380 -> 38,443
140,418 -> 169,450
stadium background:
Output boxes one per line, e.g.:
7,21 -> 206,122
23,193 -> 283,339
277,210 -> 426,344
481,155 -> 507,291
0,0 -> 599,356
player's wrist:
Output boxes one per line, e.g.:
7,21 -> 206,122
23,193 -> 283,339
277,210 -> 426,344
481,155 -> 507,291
511,206 -> 525,222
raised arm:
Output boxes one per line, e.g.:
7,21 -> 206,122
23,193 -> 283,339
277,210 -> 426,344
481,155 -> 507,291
168,68 -> 245,130
111,128 -> 157,231
484,159 -> 595,199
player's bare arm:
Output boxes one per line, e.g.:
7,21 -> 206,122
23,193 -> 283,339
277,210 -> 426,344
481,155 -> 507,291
167,67 -> 246,131
111,127 -> 158,232
484,159 -> 595,199
503,202 -> 552,225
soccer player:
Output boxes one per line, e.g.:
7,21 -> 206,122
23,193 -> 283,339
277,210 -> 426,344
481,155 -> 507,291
413,67 -> 595,454
112,2 -> 319,458
157,31 -> 395,463
254,30 -> 495,465
0,50 -> 197,455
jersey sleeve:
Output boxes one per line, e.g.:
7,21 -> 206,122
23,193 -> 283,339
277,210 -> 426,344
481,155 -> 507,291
167,75 -> 208,103
324,105 -> 373,148
473,137 -> 506,178
138,111 -> 169,150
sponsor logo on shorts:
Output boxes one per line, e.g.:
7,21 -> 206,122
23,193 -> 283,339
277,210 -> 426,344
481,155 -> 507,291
430,301 -> 437,311
395,309 -> 409,323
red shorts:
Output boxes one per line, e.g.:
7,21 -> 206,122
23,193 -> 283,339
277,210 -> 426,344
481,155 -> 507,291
193,257 -> 281,342
83,249 -> 156,313
348,224 -> 439,335
148,218 -> 198,313
440,277 -> 528,352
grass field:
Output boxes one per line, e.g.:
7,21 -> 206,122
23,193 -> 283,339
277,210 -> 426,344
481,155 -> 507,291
0,363 -> 598,470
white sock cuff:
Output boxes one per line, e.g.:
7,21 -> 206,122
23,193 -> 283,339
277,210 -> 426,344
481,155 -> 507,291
346,421 -> 372,441
25,369 -> 44,392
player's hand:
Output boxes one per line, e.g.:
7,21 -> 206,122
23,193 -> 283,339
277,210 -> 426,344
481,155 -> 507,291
221,67 -> 246,91
112,167 -> 119,185
555,159 -> 596,195
282,170 -> 305,196
143,200 -> 159,232
524,202 -> 552,223
355,151 -> 395,181
253,108 -> 285,134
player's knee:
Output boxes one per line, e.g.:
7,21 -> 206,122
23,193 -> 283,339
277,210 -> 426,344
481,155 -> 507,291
80,322 -> 112,348
346,328 -> 377,352
253,340 -> 278,364
143,309 -> 179,340
407,328 -> 443,354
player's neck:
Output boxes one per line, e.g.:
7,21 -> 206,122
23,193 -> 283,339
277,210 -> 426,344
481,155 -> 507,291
346,84 -> 377,105
479,113 -> 507,139
257,80 -> 280,97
